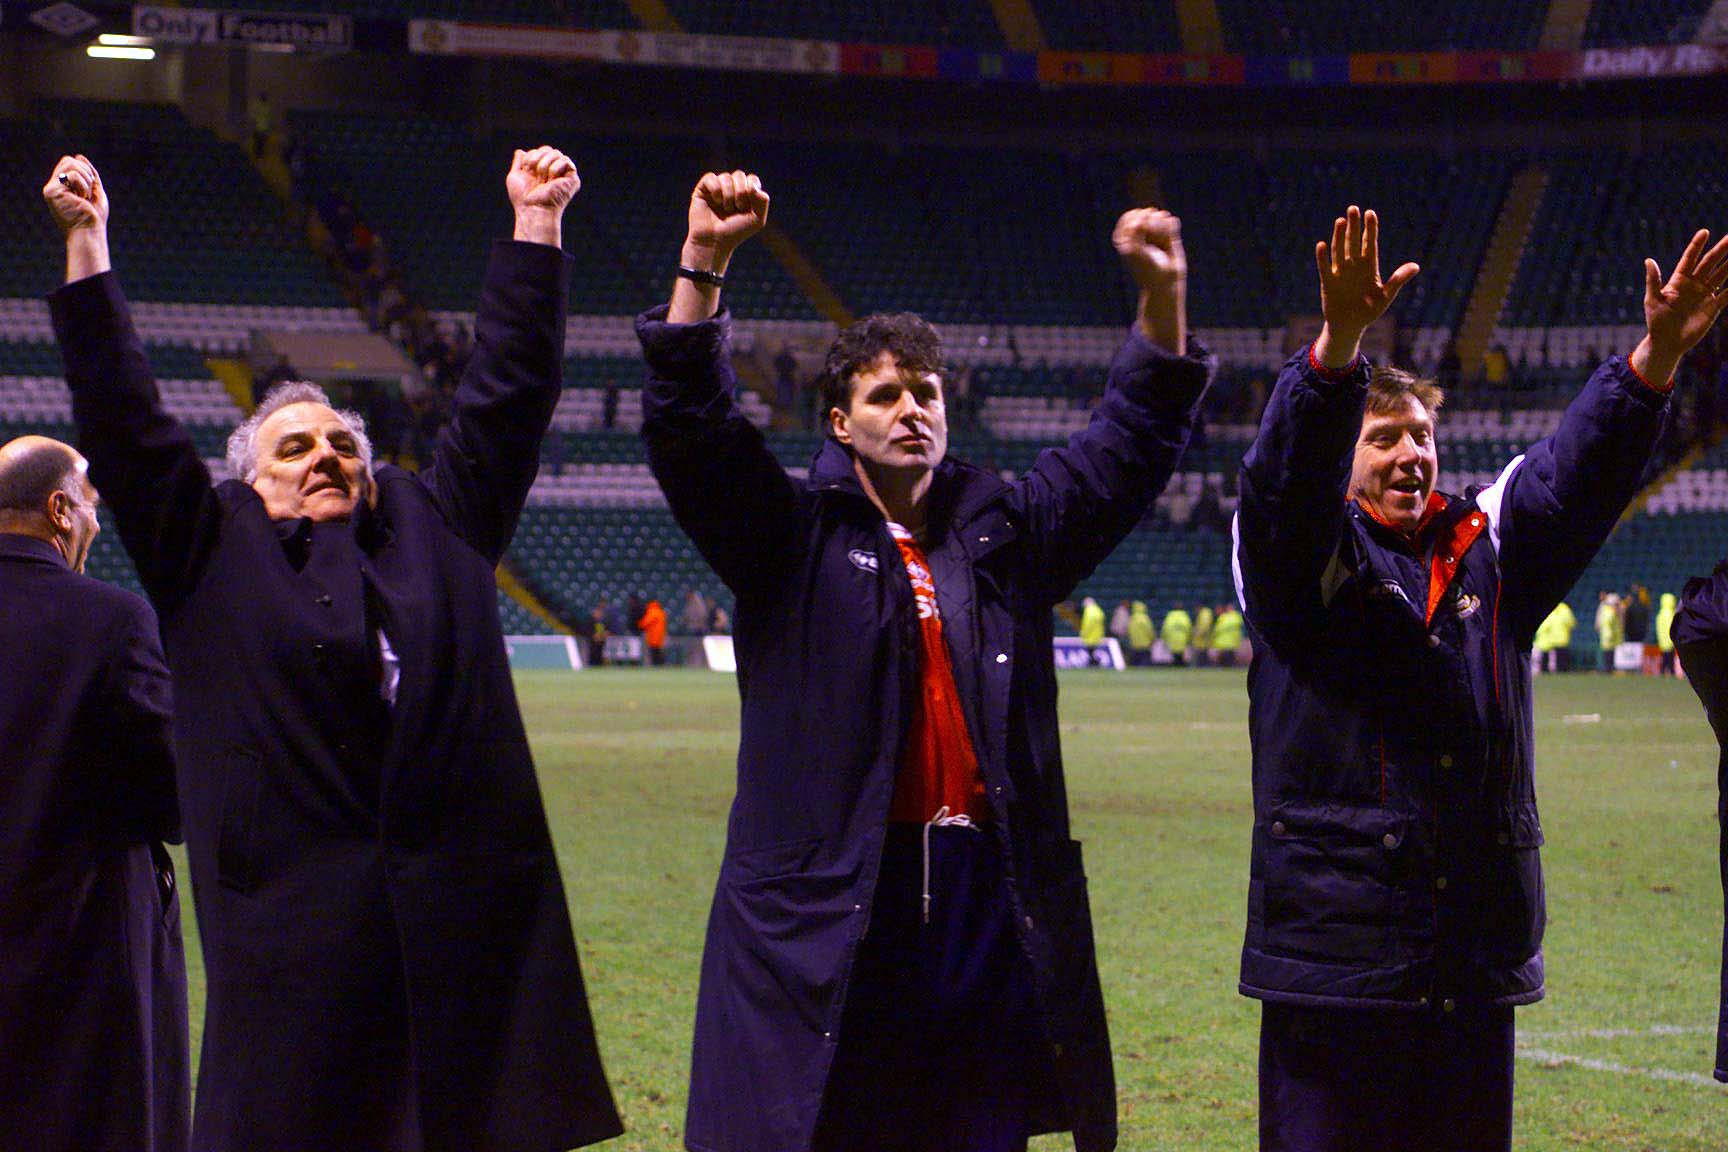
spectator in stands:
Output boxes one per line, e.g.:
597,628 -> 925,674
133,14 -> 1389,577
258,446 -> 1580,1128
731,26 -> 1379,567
602,374 -> 620,430
1598,590 -> 1623,672
0,436 -> 187,1152
638,597 -> 668,665
1658,590 -> 1679,675
586,605 -> 609,667
1079,594 -> 1106,652
640,169 -> 1212,1152
1625,584 -> 1652,644
1234,204 -> 1726,1152
1127,599 -> 1155,666
1190,480 -> 1226,533
681,588 -> 712,635
1161,603 -> 1193,667
1484,341 -> 1511,388
1191,602 -> 1215,667
1210,600 -> 1243,666
1108,598 -> 1132,647
248,90 -> 271,159
44,148 -> 621,1152
1533,599 -> 1576,673
1437,336 -> 1462,391
258,352 -> 297,405
1626,584 -> 1654,673
775,342 -> 799,409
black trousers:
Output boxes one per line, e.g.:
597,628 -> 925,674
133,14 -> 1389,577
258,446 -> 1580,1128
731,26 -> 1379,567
813,824 -> 1044,1152
1259,1000 -> 1515,1152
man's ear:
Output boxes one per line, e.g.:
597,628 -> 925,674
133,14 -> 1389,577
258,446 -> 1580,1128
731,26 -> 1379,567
829,406 -> 851,446
45,489 -> 73,532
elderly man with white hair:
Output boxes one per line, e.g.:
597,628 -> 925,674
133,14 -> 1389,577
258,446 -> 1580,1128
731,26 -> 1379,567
43,149 -> 621,1152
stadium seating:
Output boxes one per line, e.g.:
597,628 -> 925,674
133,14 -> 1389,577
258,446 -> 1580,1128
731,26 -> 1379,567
1215,0 -> 1548,55
0,102 -> 340,306
1583,0 -> 1716,47
661,0 -> 1003,46
1033,1 -> 1183,53
1507,145 -> 1728,328
288,113 -> 819,320
190,0 -> 636,26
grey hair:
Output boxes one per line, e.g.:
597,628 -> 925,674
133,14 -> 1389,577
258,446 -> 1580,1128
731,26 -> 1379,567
226,381 -> 374,483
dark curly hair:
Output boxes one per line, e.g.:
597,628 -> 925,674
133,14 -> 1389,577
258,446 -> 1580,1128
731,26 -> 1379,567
820,313 -> 944,432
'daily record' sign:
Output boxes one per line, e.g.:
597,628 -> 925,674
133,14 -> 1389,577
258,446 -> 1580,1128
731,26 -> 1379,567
133,5 -> 352,52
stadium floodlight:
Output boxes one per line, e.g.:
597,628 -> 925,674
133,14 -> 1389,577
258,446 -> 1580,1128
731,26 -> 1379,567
87,45 -> 156,60
97,34 -> 153,47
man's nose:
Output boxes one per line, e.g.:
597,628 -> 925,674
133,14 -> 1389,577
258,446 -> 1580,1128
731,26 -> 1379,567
309,438 -> 342,470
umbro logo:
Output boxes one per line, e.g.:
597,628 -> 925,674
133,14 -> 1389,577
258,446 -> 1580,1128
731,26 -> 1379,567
848,549 -> 880,574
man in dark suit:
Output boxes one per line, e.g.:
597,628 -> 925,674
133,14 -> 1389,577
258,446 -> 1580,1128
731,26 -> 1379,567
0,435 -> 187,1152
43,149 -> 621,1152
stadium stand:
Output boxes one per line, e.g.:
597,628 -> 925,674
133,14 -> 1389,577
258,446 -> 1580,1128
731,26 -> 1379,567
659,0 -> 1005,46
1214,0 -> 1549,55
5,84 -> 1724,656
1582,0 -> 1717,46
0,102 -> 340,306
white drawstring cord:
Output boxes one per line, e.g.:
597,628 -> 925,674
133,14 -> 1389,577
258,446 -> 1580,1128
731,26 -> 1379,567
922,805 -> 976,924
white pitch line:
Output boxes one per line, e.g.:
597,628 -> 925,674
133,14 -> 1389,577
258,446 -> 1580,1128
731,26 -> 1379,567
1520,1025 -> 1715,1041
1517,1046 -> 1727,1088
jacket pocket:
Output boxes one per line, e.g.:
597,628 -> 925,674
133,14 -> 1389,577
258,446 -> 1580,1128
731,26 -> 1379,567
1260,802 -> 1414,965
216,746 -> 263,893
1482,802 -> 1545,965
724,835 -> 824,887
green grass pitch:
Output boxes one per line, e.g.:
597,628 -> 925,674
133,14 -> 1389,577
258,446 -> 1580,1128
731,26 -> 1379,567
171,668 -> 1726,1149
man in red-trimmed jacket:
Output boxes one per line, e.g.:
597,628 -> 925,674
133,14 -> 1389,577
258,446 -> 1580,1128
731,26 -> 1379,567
1234,205 -> 1728,1151
641,170 -> 1214,1152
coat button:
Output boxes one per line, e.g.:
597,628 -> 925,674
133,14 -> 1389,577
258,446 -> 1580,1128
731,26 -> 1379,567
1417,995 -> 1429,1007
995,653 -> 1008,664
978,535 -> 990,544
1381,832 -> 1400,850
1442,998 -> 1457,1013
1023,915 -> 1035,931
1444,555 -> 1454,564
1438,754 -> 1453,768
1435,876 -> 1448,891
1471,516 -> 1481,527
1270,820 -> 1287,836
852,904 -> 862,913
1427,635 -> 1440,648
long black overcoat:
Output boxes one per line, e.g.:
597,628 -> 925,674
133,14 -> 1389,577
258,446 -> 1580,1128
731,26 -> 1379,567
640,305 -> 1213,1152
0,533 -> 187,1152
50,241 -> 621,1152
1674,567 -> 1728,1082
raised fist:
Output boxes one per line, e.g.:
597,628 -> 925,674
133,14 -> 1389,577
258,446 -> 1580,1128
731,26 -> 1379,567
42,155 -> 108,236
686,170 -> 770,261
1113,207 -> 1186,289
506,146 -> 580,216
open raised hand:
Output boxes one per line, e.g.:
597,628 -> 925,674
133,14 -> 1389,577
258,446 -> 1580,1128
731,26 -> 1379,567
1632,229 -> 1728,387
1313,206 -> 1419,368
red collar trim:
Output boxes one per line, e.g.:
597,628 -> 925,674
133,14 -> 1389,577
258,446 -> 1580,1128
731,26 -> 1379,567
1354,491 -> 1446,541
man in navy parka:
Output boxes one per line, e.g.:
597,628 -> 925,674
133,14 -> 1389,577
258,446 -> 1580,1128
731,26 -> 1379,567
639,171 -> 1213,1152
1234,206 -> 1728,1151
